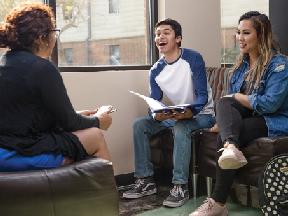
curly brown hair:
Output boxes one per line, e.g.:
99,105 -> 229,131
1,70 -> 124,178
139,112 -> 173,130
0,2 -> 55,51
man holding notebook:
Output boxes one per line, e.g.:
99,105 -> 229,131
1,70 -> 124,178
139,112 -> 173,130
123,18 -> 215,207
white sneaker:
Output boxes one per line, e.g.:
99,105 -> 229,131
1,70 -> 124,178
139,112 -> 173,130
189,198 -> 228,216
218,144 -> 247,169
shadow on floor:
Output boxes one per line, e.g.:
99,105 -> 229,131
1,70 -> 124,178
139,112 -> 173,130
119,184 -> 171,216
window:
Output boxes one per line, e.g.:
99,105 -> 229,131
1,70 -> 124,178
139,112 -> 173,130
109,0 -> 119,14
221,0 -> 269,66
54,0 -> 156,70
61,0 -> 73,21
0,0 -> 42,21
109,45 -> 120,65
64,48 -> 73,65
0,0 -> 157,71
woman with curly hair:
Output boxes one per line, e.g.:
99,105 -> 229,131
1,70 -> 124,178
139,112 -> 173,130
190,11 -> 288,216
0,2 -> 113,171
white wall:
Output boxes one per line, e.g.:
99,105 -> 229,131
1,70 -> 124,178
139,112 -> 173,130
62,71 -> 149,175
159,0 -> 221,67
62,0 -> 221,175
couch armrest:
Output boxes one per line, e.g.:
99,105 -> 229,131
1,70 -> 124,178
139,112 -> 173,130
196,131 -> 288,186
237,136 -> 288,186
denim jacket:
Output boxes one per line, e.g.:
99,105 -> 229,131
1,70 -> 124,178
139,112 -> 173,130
229,54 -> 288,136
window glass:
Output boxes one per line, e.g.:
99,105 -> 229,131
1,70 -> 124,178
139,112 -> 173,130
64,48 -> 73,65
109,45 -> 120,65
56,0 -> 152,66
109,0 -> 119,14
0,0 -> 42,56
221,0 -> 269,65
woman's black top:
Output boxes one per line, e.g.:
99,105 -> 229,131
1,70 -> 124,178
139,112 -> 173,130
0,50 -> 99,160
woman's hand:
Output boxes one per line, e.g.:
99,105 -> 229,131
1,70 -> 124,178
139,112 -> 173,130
93,105 -> 114,130
95,105 -> 114,114
222,94 -> 234,98
77,110 -> 97,116
223,93 -> 253,110
208,123 -> 219,133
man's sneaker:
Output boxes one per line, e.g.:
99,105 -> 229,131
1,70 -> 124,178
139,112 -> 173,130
218,144 -> 248,169
189,198 -> 228,216
162,184 -> 189,208
122,177 -> 156,199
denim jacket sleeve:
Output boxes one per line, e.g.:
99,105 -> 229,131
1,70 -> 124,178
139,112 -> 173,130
248,55 -> 288,114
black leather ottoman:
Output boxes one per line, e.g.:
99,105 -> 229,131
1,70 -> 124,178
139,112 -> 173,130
0,158 -> 119,216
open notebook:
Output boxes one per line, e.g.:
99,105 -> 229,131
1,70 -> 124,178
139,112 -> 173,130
129,90 -> 190,114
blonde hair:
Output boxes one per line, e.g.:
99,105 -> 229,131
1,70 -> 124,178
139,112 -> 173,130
230,11 -> 280,93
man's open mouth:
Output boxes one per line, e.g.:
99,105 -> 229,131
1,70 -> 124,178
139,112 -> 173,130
159,42 -> 167,47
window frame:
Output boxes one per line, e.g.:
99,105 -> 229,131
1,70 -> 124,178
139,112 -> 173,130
46,0 -> 158,72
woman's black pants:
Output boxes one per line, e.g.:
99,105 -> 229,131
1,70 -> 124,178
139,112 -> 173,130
211,97 -> 268,203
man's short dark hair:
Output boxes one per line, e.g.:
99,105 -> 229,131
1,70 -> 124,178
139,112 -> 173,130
155,18 -> 182,37
155,18 -> 182,46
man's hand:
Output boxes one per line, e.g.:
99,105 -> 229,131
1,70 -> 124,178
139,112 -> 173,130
154,112 -> 174,121
171,108 -> 193,120
154,109 -> 193,121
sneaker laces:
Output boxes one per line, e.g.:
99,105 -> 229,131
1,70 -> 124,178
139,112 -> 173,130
217,148 -> 225,153
170,185 -> 185,198
196,198 -> 214,212
217,141 -> 231,153
134,178 -> 145,189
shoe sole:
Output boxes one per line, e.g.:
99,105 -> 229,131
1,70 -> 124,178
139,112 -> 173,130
218,156 -> 247,169
189,211 -> 228,216
162,197 -> 189,208
122,188 -> 157,199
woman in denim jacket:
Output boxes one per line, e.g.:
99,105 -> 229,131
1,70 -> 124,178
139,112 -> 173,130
190,11 -> 288,216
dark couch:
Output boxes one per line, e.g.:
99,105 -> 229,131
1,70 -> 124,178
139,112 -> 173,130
0,158 -> 119,216
150,67 -> 288,206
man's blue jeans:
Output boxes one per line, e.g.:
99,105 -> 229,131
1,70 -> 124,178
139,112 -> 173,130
133,114 -> 215,184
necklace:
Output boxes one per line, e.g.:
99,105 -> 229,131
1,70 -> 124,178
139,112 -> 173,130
244,58 -> 259,77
